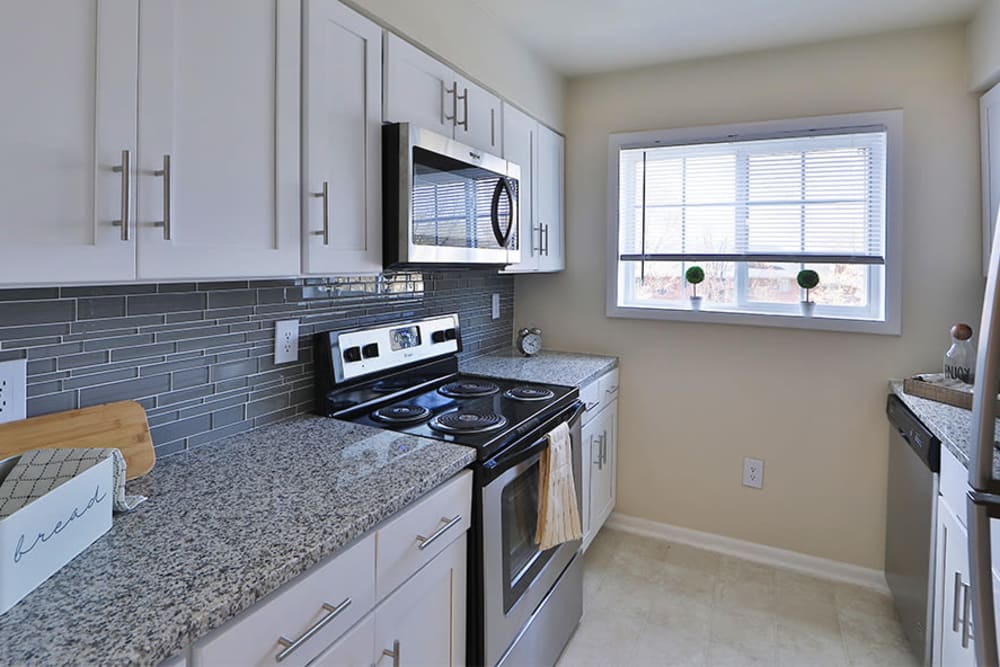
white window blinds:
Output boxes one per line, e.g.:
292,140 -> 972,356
618,127 -> 887,268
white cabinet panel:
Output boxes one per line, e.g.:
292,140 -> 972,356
310,615 -> 375,667
982,81 -> 1000,275
935,500 -> 977,667
374,534 -> 467,667
383,33 -> 453,137
589,400 -> 617,538
302,0 -> 382,274
536,125 -> 565,272
136,0 -> 300,279
0,0 -> 138,284
457,77 -> 502,154
500,104 -> 538,272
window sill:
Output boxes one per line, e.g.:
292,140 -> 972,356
606,303 -> 900,335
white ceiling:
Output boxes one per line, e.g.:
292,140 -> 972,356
473,0 -> 983,76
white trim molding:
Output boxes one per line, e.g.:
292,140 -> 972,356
606,512 -> 889,593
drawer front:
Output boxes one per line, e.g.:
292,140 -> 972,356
193,534 -> 375,667
580,380 -> 601,426
376,470 -> 472,600
600,368 -> 620,403
940,445 -> 967,524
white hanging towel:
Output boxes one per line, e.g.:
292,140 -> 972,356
535,422 -> 582,550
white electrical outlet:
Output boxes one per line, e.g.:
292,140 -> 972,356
274,319 -> 300,365
0,359 -> 27,424
491,293 -> 501,320
743,457 -> 764,489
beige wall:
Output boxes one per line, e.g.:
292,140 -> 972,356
969,0 -> 1000,91
348,0 -> 564,129
515,25 -> 983,569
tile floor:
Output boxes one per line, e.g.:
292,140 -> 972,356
556,528 -> 918,667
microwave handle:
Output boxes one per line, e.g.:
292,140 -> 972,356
491,178 -> 514,248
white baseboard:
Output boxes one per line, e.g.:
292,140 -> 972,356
605,512 -> 889,593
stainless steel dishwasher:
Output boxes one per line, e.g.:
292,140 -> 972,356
885,394 -> 941,667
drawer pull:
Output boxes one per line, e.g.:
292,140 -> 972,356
584,401 -> 599,412
382,639 -> 401,667
605,385 -> 619,395
416,515 -> 462,551
275,597 -> 352,662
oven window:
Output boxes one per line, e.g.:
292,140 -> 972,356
412,147 -> 515,250
501,460 -> 555,612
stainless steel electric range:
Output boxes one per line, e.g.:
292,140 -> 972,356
314,314 -> 584,667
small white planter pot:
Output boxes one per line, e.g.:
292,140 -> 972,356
800,300 -> 815,317
689,296 -> 702,311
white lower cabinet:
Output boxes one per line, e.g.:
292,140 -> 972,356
580,368 -> 620,551
189,471 -> 471,667
934,498 -> 976,667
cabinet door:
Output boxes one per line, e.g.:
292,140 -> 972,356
136,0 -> 300,280
536,126 -> 565,272
383,33 -> 454,137
499,104 -> 538,273
982,82 -> 1000,276
456,77 -> 502,154
0,0 -> 138,284
936,499 -> 977,667
589,400 -> 617,538
310,615 -> 375,667
374,534 -> 467,667
302,0 -> 382,275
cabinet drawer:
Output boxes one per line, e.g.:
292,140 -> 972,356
376,470 -> 472,600
580,380 -> 601,425
600,369 -> 620,403
192,534 -> 375,667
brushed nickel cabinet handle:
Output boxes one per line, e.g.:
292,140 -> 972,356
311,181 -> 330,245
153,154 -> 171,240
584,401 -> 599,412
605,385 -> 619,395
275,597 -> 352,662
444,81 -> 458,127
962,580 -> 974,648
416,514 -> 462,550
459,86 -> 469,131
111,149 -> 131,241
954,571 -> 963,632
382,639 -> 400,667
593,433 -> 605,469
491,108 -> 495,146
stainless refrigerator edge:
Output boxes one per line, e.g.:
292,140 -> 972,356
969,210 -> 1000,667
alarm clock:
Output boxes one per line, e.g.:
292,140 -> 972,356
517,328 -> 543,356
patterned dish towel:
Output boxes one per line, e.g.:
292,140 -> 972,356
0,448 -> 146,519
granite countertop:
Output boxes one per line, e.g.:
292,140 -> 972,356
462,349 -> 618,388
0,416 -> 475,666
889,380 -> 1000,476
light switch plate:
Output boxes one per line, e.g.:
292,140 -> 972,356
274,319 -> 300,364
0,359 -> 27,424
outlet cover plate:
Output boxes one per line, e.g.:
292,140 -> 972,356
0,359 -> 27,424
743,457 -> 764,489
274,319 -> 300,365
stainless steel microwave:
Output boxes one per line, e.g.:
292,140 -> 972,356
383,123 -> 520,267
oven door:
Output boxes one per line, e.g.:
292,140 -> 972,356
384,123 -> 520,267
481,401 -> 583,667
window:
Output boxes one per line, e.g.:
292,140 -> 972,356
607,112 -> 902,334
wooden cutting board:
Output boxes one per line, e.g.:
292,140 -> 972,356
0,401 -> 155,479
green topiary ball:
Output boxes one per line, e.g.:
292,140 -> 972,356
685,266 -> 705,284
797,269 -> 820,290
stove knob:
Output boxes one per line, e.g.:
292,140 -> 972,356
444,328 -> 457,340
343,346 -> 362,363
432,330 -> 447,343
362,343 -> 380,359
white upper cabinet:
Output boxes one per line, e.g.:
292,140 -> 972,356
500,104 -> 539,272
982,81 -> 1000,275
536,125 -> 565,272
302,0 -> 382,275
0,0 -> 138,284
135,0 -> 301,280
384,34 -> 454,137
384,34 -> 502,154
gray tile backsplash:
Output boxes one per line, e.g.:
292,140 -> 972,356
0,271 -> 514,457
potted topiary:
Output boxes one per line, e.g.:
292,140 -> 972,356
797,269 -> 820,316
686,265 -> 705,311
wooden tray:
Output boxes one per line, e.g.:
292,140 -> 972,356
902,376 -> 1000,413
0,401 -> 155,480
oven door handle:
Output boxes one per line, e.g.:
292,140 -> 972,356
484,400 -> 585,476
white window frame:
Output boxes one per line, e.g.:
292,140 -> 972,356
606,111 -> 903,335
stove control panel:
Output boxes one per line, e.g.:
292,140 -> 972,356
331,314 -> 460,383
